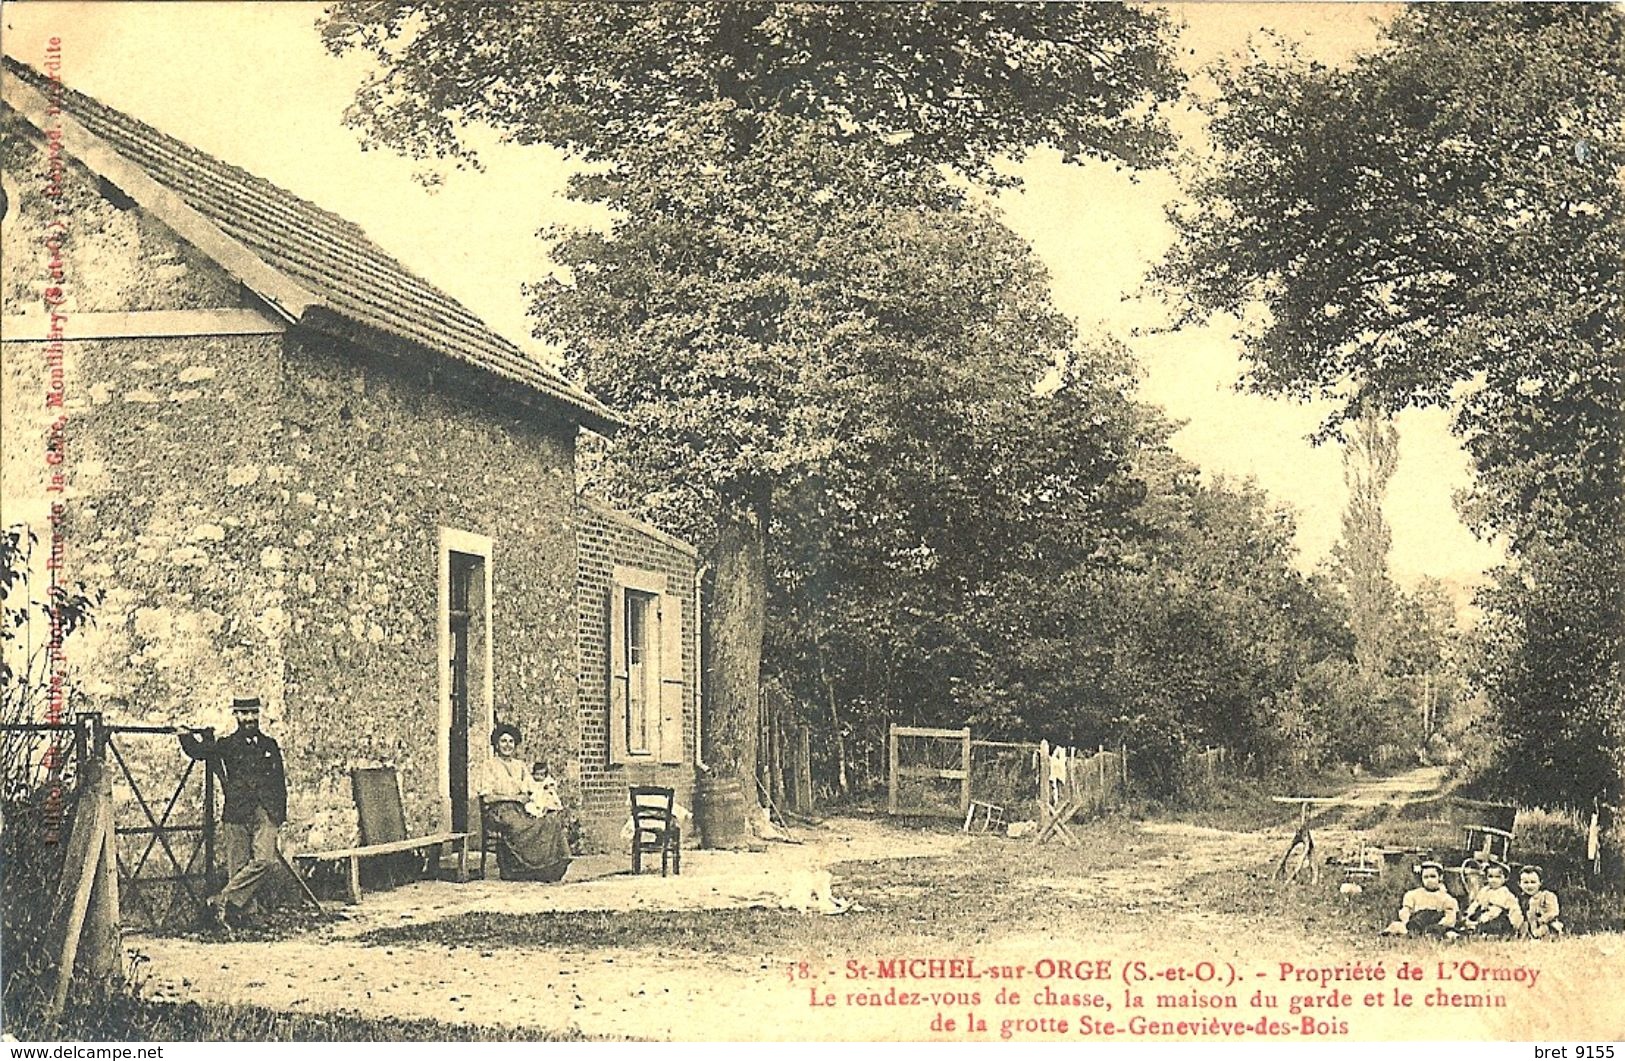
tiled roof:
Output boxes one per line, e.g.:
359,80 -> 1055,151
2,56 -> 619,433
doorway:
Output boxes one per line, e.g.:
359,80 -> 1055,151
438,529 -> 492,833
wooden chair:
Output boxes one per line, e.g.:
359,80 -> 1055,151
295,767 -> 469,903
963,800 -> 1006,834
477,801 -> 502,880
1463,824 -> 1514,864
629,785 -> 681,876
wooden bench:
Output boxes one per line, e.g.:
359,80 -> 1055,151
294,767 -> 470,904
295,831 -> 469,904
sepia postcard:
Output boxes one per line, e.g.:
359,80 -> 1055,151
1,1 -> 1620,1045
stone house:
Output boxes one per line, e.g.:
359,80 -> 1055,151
0,58 -> 698,852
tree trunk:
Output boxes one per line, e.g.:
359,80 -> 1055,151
701,503 -> 765,828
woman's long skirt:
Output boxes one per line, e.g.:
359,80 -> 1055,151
485,801 -> 571,882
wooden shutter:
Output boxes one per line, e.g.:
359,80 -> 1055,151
657,591 -> 686,764
608,580 -> 629,764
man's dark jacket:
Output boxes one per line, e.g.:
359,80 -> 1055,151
180,727 -> 287,825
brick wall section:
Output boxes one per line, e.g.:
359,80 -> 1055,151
575,499 -> 699,851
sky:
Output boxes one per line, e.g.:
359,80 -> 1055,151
0,1 -> 1505,597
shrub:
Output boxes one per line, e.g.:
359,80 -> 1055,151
2,526 -> 107,1027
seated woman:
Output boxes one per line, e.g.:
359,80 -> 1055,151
479,723 -> 571,883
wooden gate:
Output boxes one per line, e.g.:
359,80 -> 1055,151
2,713 -> 216,931
105,721 -> 218,931
886,724 -> 971,818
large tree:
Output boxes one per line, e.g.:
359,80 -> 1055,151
1159,4 -> 1623,804
324,3 -> 1182,814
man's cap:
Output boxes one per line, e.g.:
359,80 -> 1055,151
231,696 -> 262,713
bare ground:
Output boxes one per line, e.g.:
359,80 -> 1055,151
127,767 -> 1625,1041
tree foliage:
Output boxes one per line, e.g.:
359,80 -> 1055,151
321,2 -> 1180,182
325,3 -> 1404,803
321,0 -> 1185,539
322,1 -> 1185,794
2,526 -> 105,1021
548,129 -> 1162,782
1160,4 -> 1623,804
770,395 -> 1361,798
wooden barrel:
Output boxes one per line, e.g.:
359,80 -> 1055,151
694,774 -> 750,849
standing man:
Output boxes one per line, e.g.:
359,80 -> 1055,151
178,696 -> 287,928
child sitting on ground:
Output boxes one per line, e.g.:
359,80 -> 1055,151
1516,865 -> 1562,940
1461,859 -> 1524,938
1382,861 -> 1460,937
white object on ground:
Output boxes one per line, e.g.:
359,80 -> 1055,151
777,868 -> 850,914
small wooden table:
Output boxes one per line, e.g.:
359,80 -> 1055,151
295,831 -> 470,904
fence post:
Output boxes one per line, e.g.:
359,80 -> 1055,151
769,695 -> 786,814
44,754 -> 117,1020
80,758 -> 121,982
72,712 -> 100,770
795,724 -> 813,812
202,727 -> 217,887
886,724 -> 899,816
76,714 -> 120,982
959,727 -> 972,816
1038,740 -> 1052,834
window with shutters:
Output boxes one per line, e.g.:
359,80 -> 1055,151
608,567 -> 686,766
624,589 -> 655,755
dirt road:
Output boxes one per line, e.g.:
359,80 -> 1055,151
130,768 -> 1624,1041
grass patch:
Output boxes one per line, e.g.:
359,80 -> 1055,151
6,990 -> 604,1042
1186,805 -> 1625,942
1183,865 -> 1409,944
